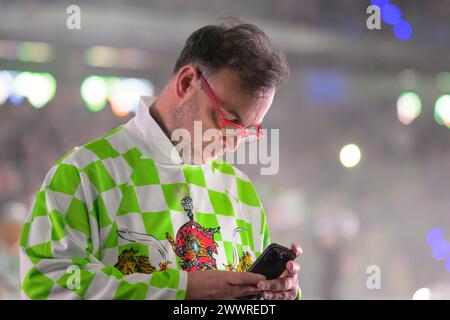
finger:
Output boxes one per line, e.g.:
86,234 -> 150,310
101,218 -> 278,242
227,271 -> 266,286
263,290 -> 292,300
229,284 -> 263,299
278,260 -> 300,278
286,260 -> 300,275
258,276 -> 296,292
290,243 -> 303,257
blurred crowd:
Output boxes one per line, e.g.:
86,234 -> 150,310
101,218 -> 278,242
1,0 -> 450,300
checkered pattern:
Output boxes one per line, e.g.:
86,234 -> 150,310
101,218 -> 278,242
19,125 -> 274,300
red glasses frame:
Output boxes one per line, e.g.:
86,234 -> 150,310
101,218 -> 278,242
198,73 -> 263,144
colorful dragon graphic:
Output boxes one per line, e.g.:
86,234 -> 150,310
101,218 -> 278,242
115,195 -> 253,275
166,196 -> 221,271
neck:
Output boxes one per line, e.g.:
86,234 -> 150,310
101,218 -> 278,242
149,98 -> 171,140
148,92 -> 208,165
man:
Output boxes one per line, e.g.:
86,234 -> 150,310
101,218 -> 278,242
19,18 -> 302,300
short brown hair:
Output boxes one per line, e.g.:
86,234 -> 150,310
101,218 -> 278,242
173,17 -> 289,94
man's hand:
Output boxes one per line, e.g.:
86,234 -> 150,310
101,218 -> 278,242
256,243 -> 302,300
186,269 -> 266,300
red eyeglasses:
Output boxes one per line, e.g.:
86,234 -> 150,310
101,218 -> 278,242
198,72 -> 263,144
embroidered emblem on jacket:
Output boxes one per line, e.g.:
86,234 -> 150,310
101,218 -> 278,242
166,196 -> 221,271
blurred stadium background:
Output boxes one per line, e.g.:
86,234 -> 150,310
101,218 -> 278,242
1,0 -> 450,299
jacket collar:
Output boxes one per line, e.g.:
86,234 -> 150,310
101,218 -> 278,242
124,96 -> 183,165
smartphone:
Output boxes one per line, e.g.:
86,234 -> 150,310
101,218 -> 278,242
237,243 -> 296,300
247,243 -> 297,280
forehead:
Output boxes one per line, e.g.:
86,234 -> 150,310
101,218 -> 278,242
208,69 -> 275,124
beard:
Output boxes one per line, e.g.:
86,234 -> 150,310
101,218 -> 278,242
171,93 -> 228,165
171,93 -> 204,165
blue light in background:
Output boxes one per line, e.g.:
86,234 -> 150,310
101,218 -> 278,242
381,4 -> 403,25
434,25 -> 448,45
305,69 -> 348,105
371,0 -> 390,8
427,227 -> 444,247
432,240 -> 450,261
373,1 -> 413,42
446,257 -> 450,272
427,227 -> 450,272
394,20 -> 413,41
9,94 -> 24,106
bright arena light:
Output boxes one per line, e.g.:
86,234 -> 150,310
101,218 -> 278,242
108,78 -> 131,117
412,288 -> 431,300
13,71 -> 34,98
108,77 -> 154,116
339,144 -> 361,168
81,76 -> 154,115
434,94 -> 450,128
13,71 -> 57,108
27,73 -> 57,108
81,76 -> 108,112
397,92 -> 422,125
0,71 -> 14,105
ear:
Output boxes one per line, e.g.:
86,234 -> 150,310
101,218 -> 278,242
174,65 -> 198,100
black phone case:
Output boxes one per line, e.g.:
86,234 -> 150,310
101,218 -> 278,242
237,243 -> 296,300
247,243 -> 296,280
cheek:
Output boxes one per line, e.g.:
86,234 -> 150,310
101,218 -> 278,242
198,102 -> 218,129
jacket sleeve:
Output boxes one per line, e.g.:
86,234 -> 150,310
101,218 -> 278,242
19,162 -> 187,300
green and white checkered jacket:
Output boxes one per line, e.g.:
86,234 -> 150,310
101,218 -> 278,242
19,96 -> 274,300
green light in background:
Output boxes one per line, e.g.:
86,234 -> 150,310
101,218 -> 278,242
396,91 -> 422,125
13,71 -> 34,98
17,42 -> 53,63
81,75 -> 154,115
13,71 -> 57,108
84,46 -> 119,68
81,76 -> 108,112
28,73 -> 57,108
434,94 -> 450,128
